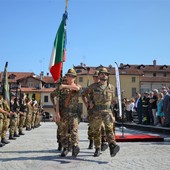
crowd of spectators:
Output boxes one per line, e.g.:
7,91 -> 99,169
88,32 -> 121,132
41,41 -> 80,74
115,87 -> 170,128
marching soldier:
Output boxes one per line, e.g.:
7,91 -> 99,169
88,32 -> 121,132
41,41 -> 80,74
82,70 -> 108,151
55,68 -> 81,157
84,67 -> 120,157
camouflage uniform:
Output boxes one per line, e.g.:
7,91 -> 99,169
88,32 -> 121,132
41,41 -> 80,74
82,70 -> 107,150
9,98 -> 18,139
57,68 -> 81,157
0,96 -> 5,146
85,68 -> 120,157
25,98 -> 32,131
31,102 -> 37,129
1,98 -> 10,144
18,96 -> 27,135
34,107 -> 41,128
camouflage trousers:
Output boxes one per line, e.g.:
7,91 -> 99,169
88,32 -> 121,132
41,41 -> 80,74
92,110 -> 116,149
1,116 -> 10,139
60,112 -> 79,148
87,113 -> 94,140
88,112 -> 106,141
9,114 -> 18,136
0,113 -> 3,139
34,114 -> 40,127
31,112 -> 36,128
25,112 -> 32,129
56,121 -> 62,143
19,113 -> 26,133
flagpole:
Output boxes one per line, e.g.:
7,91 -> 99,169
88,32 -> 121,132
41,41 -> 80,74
59,0 -> 68,84
114,62 -> 125,137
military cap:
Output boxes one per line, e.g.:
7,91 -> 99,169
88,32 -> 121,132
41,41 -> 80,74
93,70 -> 99,77
98,67 -> 110,75
66,68 -> 77,77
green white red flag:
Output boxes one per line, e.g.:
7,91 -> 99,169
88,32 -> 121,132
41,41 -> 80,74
49,14 -> 67,82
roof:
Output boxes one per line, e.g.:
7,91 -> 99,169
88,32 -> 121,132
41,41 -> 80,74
0,72 -> 35,83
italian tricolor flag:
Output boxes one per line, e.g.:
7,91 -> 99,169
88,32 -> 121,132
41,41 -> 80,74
49,17 -> 66,82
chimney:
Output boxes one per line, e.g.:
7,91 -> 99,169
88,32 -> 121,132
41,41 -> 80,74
40,71 -> 44,80
153,60 -> 156,66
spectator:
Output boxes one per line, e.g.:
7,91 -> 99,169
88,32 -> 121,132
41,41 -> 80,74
156,92 -> 164,126
162,89 -> 170,127
149,89 -> 158,125
135,92 -> 143,124
142,92 -> 150,125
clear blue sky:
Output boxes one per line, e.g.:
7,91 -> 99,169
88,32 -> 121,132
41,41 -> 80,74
1,0 -> 170,76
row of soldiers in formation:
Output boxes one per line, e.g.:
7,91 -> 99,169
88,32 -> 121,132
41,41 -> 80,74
0,91 -> 42,147
50,67 -> 120,158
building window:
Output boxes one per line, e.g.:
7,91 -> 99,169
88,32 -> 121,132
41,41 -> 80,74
132,77 -> 136,83
132,88 -> 136,97
164,73 -> 167,77
79,77 -> 83,83
153,73 -> 156,77
44,96 -> 48,102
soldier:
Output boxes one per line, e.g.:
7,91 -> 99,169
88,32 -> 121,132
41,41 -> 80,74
84,67 -> 120,157
82,70 -> 108,151
55,68 -> 81,157
31,100 -> 38,129
9,95 -> 18,140
18,93 -> 27,135
0,91 -> 10,146
25,97 -> 32,131
0,93 -> 10,145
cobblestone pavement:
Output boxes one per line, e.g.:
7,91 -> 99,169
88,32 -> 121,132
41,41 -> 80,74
1,122 -> 170,170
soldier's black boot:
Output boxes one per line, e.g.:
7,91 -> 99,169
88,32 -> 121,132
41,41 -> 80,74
19,131 -> 25,135
0,141 -> 5,147
14,133 -> 20,137
1,138 -> 10,144
93,148 -> 101,157
26,127 -> 31,131
61,148 -> 68,157
57,142 -> 62,151
72,145 -> 80,157
9,135 -> 16,140
88,140 -> 93,149
101,142 -> 108,151
109,143 -> 120,157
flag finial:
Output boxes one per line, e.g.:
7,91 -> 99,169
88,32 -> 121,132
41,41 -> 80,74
65,0 -> 68,12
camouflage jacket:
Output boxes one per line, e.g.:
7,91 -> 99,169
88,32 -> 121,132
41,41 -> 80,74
51,84 -> 80,112
84,82 -> 115,107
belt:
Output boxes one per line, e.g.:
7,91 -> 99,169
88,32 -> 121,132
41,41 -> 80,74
94,105 -> 111,111
143,105 -> 148,107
